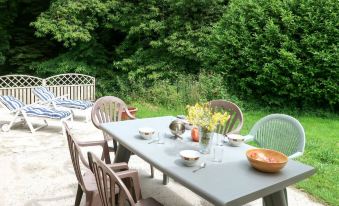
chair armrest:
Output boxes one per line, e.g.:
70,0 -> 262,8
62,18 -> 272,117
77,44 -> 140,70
244,134 -> 254,142
288,152 -> 303,159
107,162 -> 129,171
60,94 -> 69,98
124,108 -> 136,120
77,140 -> 107,147
78,140 -> 111,164
46,94 -> 69,102
55,94 -> 69,99
116,169 -> 138,179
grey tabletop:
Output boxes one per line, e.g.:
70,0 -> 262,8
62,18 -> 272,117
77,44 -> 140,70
100,116 -> 315,206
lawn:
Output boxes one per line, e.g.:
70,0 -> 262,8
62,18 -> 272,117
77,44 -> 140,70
132,102 -> 339,206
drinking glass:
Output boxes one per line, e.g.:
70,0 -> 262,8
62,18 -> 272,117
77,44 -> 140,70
157,132 -> 164,144
213,145 -> 224,162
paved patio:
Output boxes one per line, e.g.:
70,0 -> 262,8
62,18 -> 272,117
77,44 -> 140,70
0,111 -> 323,206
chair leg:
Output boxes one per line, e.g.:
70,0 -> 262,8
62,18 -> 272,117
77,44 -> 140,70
75,184 -> 83,206
85,192 -> 92,206
150,165 -> 154,178
86,191 -> 99,206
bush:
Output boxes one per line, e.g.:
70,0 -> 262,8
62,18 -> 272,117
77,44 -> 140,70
107,71 -> 241,109
209,0 -> 339,110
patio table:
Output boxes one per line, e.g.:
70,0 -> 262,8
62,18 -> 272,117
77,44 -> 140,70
100,116 -> 315,206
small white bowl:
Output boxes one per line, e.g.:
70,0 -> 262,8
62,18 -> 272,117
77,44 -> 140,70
180,150 -> 201,167
139,127 -> 155,140
227,134 -> 245,147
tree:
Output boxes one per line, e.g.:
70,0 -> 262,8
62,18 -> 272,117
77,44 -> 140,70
208,0 -> 339,109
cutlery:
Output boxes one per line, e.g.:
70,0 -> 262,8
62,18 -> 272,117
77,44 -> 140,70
148,139 -> 158,144
192,162 -> 206,173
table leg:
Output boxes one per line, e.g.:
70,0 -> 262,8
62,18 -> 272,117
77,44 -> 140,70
114,144 -> 131,163
263,189 -> 288,206
163,174 -> 169,185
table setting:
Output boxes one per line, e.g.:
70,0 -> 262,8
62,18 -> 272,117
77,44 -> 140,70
136,120 -> 291,177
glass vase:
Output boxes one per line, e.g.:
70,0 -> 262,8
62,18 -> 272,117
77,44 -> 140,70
198,126 -> 213,154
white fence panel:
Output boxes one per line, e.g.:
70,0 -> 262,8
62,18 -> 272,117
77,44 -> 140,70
0,73 -> 95,105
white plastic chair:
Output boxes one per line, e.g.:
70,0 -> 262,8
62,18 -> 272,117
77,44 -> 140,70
244,114 -> 305,159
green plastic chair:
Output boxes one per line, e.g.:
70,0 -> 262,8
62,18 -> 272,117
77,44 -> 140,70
244,114 -> 305,159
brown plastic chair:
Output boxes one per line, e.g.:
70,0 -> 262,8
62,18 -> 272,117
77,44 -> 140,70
91,96 -> 155,178
209,100 -> 244,134
88,152 -> 163,206
64,122 -> 129,206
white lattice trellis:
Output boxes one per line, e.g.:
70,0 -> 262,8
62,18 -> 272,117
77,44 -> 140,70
0,75 -> 43,88
0,73 -> 95,104
45,73 -> 95,86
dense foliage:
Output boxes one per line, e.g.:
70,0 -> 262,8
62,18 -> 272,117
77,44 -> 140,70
0,0 -> 338,111
31,0 -> 226,78
209,0 -> 339,109
0,0 -> 61,74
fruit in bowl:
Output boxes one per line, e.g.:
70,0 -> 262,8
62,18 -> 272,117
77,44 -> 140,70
180,150 -> 201,167
138,127 -> 155,140
246,148 -> 288,173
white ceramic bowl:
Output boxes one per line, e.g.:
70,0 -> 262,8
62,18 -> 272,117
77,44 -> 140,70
227,134 -> 245,147
139,127 -> 155,140
179,150 -> 201,167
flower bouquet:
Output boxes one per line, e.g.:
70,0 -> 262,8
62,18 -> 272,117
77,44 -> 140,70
187,103 -> 229,153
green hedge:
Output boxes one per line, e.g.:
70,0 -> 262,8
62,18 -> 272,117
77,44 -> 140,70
4,0 -> 337,111
209,0 -> 338,109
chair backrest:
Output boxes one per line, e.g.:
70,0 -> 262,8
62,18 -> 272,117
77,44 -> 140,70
33,87 -> 56,101
91,96 -> 128,128
209,100 -> 244,134
88,152 -> 141,206
249,114 -> 305,158
0,95 -> 25,111
63,122 -> 89,190
91,96 -> 128,142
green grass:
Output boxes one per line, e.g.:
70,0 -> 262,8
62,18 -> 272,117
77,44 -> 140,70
132,102 -> 339,206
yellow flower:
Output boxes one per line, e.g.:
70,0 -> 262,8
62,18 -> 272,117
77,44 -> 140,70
186,102 -> 230,132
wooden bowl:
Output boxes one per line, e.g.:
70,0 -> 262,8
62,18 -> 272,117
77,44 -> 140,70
246,148 -> 288,173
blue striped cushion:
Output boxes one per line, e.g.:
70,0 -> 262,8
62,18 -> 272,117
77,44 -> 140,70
33,87 -> 56,101
0,96 -> 25,111
22,106 -> 71,119
54,99 -> 93,110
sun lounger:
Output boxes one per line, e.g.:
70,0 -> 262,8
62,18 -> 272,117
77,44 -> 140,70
33,87 -> 93,121
0,95 -> 72,135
